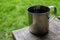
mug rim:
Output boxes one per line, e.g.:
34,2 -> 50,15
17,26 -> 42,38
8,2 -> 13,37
28,5 -> 50,14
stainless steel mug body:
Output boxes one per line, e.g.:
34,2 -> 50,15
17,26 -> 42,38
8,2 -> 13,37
28,5 -> 56,36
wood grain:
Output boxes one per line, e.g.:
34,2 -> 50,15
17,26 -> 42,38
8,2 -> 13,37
12,18 -> 60,40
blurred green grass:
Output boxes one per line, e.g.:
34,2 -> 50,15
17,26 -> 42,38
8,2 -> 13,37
0,0 -> 60,40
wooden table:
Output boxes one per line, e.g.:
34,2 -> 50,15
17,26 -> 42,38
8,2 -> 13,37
12,18 -> 60,40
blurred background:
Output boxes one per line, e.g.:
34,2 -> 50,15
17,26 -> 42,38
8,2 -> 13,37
0,0 -> 60,40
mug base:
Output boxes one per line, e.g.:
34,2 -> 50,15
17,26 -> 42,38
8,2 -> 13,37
30,31 -> 49,37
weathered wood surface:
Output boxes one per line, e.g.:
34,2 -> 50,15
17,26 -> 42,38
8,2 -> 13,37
12,18 -> 60,40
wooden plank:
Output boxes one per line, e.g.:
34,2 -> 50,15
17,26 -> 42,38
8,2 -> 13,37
12,18 -> 60,40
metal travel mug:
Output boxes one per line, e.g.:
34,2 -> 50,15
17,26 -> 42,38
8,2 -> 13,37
28,5 -> 56,36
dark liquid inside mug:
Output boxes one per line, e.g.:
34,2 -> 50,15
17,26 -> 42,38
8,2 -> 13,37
28,5 -> 50,13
